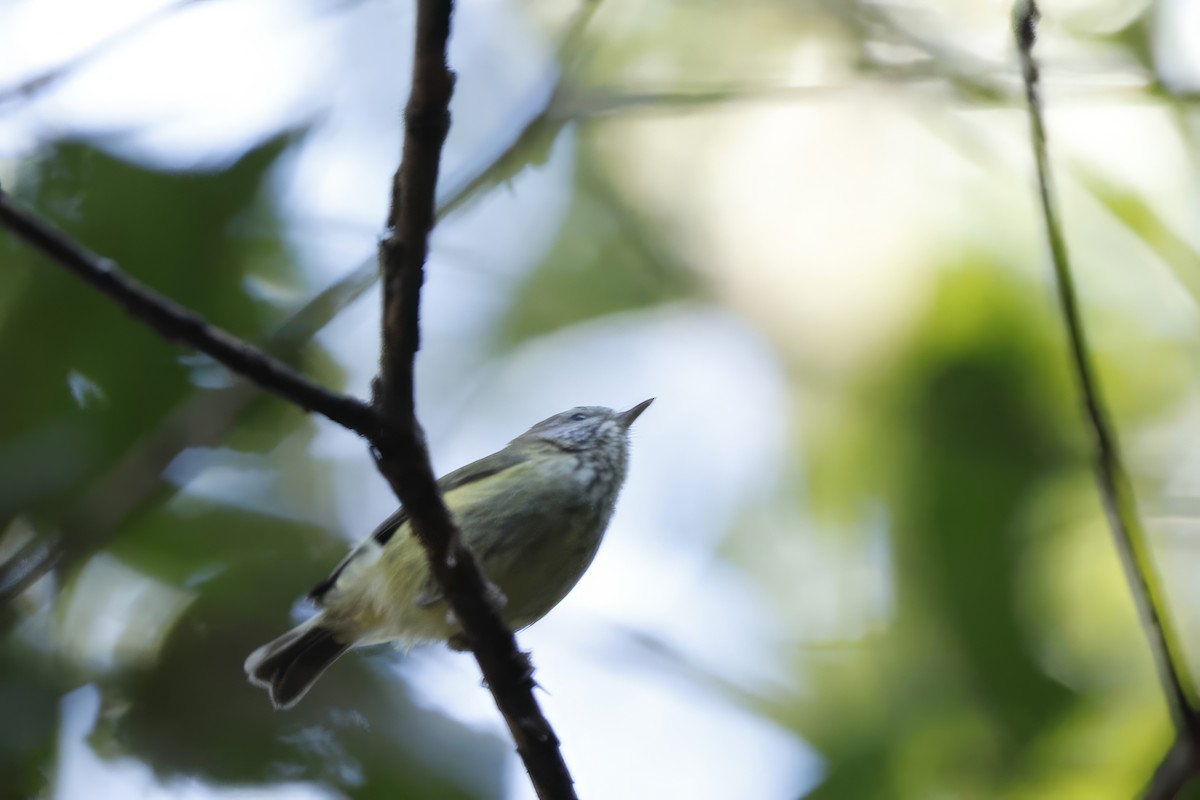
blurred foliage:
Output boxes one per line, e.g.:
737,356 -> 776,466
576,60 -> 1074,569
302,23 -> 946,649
96,506 -> 498,797
790,268 -> 1086,796
0,138 -> 293,520
733,265 -> 1192,798
496,138 -> 697,348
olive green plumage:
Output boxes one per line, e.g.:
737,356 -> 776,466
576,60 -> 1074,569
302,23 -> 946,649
245,400 -> 652,709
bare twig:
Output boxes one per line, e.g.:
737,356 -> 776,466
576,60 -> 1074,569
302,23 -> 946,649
1145,738 -> 1200,800
1072,164 -> 1200,310
0,534 -> 60,600
372,0 -> 576,797
1013,0 -> 1199,749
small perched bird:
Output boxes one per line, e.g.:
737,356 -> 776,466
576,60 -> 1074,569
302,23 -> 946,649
245,399 -> 653,709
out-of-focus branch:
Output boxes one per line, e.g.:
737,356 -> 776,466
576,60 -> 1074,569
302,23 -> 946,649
1145,738 -> 1200,800
563,78 -> 1200,118
1072,164 -> 1200,310
1012,4 -> 1200,796
437,0 -> 598,217
0,535 -> 60,603
0,0 -> 205,111
372,0 -> 577,796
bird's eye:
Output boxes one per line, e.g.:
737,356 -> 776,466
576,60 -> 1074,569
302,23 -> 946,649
570,413 -> 587,422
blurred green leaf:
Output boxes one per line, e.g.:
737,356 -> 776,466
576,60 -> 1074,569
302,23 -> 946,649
0,645 -> 62,797
0,136 -> 300,520
773,267 -> 1118,797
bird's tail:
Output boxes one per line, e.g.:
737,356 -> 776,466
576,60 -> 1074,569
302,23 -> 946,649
244,617 -> 350,709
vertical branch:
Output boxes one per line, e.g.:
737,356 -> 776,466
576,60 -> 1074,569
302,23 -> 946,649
372,1 -> 578,798
1012,0 -> 1197,734
378,0 -> 454,422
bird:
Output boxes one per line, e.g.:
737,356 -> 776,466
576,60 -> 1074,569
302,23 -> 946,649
245,399 -> 653,709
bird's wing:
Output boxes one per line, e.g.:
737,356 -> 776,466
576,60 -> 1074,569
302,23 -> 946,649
373,446 -> 531,547
306,446 -> 530,604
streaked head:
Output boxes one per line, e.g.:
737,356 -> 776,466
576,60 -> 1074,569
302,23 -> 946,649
520,399 -> 653,452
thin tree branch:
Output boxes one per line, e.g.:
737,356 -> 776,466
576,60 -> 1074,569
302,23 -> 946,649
1013,0 -> 1199,741
372,0 -> 576,797
0,255 -> 375,606
0,201 -> 387,607
1144,737 -> 1200,800
0,189 -> 388,445
0,257 -> 378,606
0,534 -> 60,601
376,0 -> 457,420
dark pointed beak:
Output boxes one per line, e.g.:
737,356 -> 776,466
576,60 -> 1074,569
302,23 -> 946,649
617,398 -> 654,429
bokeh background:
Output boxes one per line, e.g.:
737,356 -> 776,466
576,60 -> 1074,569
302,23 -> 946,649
3,0 -> 1200,797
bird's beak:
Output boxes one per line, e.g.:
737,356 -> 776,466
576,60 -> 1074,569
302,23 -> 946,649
617,398 -> 654,429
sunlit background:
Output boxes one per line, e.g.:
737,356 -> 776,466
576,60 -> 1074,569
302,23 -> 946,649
3,0 -> 1200,797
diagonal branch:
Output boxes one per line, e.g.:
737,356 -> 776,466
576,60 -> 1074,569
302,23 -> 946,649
372,0 -> 577,797
0,189 -> 387,445
1012,0 -> 1199,742
0,260 -> 379,606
